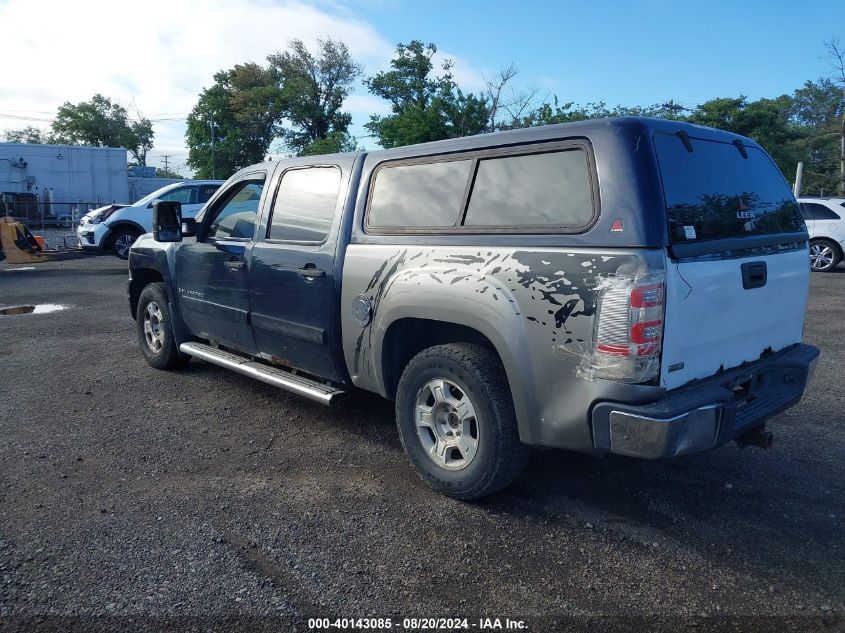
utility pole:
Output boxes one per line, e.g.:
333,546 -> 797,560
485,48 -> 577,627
161,154 -> 174,175
208,117 -> 216,180
793,161 -> 804,197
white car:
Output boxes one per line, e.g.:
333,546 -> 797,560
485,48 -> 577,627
798,197 -> 845,272
77,180 -> 223,259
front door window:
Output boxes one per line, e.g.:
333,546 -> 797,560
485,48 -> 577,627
207,180 -> 265,240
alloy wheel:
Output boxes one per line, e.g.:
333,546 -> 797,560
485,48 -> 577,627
810,243 -> 835,271
115,234 -> 136,258
143,301 -> 164,353
414,378 -> 480,471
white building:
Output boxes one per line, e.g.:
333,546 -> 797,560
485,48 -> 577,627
0,142 -> 129,223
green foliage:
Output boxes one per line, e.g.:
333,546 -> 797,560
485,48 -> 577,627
155,167 -> 185,179
685,95 -> 800,180
186,39 -> 361,172
180,37 -> 844,193
268,38 -> 362,156
788,79 -> 843,195
365,41 -> 489,148
299,131 -> 359,156
2,126 -> 47,144
186,63 -> 283,179
50,94 -> 153,165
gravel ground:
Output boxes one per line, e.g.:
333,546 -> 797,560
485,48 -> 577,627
28,228 -> 83,250
0,258 -> 843,632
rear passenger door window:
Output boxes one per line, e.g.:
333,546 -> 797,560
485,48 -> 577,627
197,184 -> 221,204
463,149 -> 593,228
269,167 -> 341,242
368,160 -> 472,229
801,202 -> 841,221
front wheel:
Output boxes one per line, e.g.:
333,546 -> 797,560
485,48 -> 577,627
112,229 -> 140,260
136,282 -> 190,370
395,343 -> 528,500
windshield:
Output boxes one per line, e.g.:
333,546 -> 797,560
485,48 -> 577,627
654,133 -> 804,244
133,183 -> 185,208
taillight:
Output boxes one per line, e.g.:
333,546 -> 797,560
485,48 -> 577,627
588,274 -> 665,383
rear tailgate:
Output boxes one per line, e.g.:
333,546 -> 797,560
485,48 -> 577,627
654,131 -> 809,390
662,249 -> 808,389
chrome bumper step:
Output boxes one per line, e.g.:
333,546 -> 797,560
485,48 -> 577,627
179,342 -> 345,406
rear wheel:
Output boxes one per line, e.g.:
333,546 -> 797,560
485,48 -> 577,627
810,238 -> 841,272
136,282 -> 190,370
111,228 -> 140,260
395,343 -> 528,500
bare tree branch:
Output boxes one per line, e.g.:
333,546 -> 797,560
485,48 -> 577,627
484,62 -> 519,132
824,36 -> 845,195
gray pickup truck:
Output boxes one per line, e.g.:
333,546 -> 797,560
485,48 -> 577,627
128,117 -> 819,500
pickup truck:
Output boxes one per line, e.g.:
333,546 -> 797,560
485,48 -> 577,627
128,117 -> 819,500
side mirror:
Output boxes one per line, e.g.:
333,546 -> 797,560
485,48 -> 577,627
153,200 -> 182,242
181,217 -> 198,238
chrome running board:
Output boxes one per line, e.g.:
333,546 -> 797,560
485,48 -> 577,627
179,342 -> 345,406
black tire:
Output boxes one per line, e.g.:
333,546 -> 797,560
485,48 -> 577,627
111,228 -> 140,260
395,343 -> 528,500
810,238 -> 842,272
136,282 -> 190,370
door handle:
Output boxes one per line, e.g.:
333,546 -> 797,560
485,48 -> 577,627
741,261 -> 767,289
297,265 -> 326,279
224,259 -> 245,271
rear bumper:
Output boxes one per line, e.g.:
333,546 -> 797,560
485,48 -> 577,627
591,343 -> 820,458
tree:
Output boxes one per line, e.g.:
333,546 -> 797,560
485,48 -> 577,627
2,126 -> 47,144
790,78 -> 843,195
156,167 -> 185,179
365,41 -> 489,148
50,94 -> 153,165
268,38 -> 362,156
824,37 -> 845,195
186,62 -> 283,179
687,95 -> 802,180
299,131 -> 359,156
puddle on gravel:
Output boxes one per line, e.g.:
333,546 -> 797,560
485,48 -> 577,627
0,304 -> 68,316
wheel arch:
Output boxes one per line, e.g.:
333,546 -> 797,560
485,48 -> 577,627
105,220 -> 146,247
376,312 -> 539,444
128,268 -> 164,319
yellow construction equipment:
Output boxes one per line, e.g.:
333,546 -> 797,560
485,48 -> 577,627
0,217 -> 88,264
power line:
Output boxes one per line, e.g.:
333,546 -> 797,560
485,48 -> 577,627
0,111 -> 189,124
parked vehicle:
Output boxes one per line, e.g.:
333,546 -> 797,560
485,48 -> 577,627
797,197 -> 845,272
128,117 -> 819,500
77,181 -> 223,259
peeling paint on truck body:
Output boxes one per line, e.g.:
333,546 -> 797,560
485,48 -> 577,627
341,244 -> 664,450
341,117 -> 676,451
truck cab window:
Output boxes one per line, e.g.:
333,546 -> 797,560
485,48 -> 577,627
269,167 -> 341,242
207,179 -> 265,240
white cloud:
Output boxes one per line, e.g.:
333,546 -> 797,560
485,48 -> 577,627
0,0 -> 497,168
0,0 -> 397,161
433,51 -> 488,94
